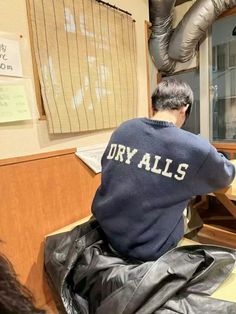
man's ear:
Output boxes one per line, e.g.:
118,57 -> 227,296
180,104 -> 189,115
183,104 -> 190,113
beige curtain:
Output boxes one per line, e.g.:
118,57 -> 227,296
28,0 -> 138,134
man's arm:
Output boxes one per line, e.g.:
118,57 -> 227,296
191,145 -> 235,196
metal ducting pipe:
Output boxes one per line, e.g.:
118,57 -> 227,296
149,0 -> 176,73
149,0 -> 236,73
169,0 -> 236,62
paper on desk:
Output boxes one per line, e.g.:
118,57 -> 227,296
75,143 -> 107,174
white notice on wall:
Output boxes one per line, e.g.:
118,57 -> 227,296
0,38 -> 23,77
75,143 -> 107,174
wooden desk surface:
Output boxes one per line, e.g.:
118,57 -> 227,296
215,181 -> 236,201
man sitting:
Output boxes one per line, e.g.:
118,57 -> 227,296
91,79 -> 235,261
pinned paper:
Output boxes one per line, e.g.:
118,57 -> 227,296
0,38 -> 23,77
0,85 -> 31,123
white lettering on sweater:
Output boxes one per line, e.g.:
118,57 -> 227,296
161,159 -> 173,178
107,144 -> 117,159
174,163 -> 189,181
107,144 -> 138,164
150,155 -> 162,174
126,147 -> 138,164
106,144 -> 189,181
114,144 -> 126,162
137,153 -> 151,171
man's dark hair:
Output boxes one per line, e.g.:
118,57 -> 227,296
0,253 -> 46,314
152,79 -> 194,114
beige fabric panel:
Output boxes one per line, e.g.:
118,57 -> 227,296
28,0 -> 137,134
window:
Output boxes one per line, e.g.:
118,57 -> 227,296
211,14 -> 236,141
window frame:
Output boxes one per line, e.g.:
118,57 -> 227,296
205,7 -> 236,143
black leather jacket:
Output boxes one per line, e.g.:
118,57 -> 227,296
45,218 -> 236,314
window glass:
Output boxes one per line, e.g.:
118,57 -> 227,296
212,15 -> 236,141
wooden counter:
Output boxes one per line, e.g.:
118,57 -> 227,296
197,160 -> 236,248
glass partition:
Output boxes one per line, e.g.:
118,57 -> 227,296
211,15 -> 236,141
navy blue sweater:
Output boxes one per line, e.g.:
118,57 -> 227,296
92,118 -> 235,261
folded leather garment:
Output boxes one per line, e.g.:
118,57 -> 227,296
45,218 -> 236,314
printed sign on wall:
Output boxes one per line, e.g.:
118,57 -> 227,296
0,37 -> 23,77
0,85 -> 31,123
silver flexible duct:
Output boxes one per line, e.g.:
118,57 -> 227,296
169,0 -> 236,62
149,0 -> 176,73
149,0 -> 236,73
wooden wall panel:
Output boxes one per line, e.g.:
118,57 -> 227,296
0,149 -> 100,311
